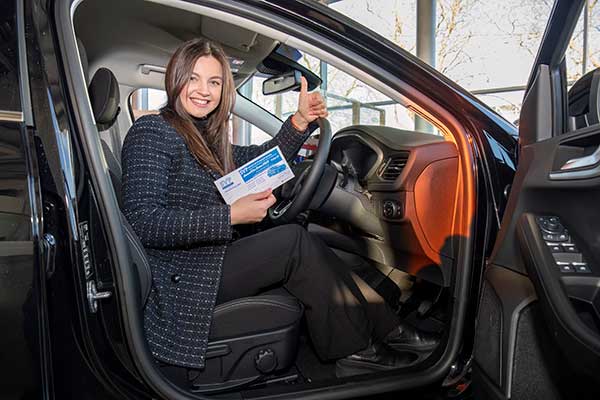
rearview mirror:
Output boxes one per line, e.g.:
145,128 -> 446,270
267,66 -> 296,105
263,70 -> 302,95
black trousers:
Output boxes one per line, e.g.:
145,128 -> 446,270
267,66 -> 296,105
216,224 -> 399,360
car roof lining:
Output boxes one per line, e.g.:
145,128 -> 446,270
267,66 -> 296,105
73,0 -> 278,89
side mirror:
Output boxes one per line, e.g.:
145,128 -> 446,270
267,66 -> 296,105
262,70 -> 302,95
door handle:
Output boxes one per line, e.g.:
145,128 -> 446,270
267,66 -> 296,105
560,145 -> 600,170
550,144 -> 600,180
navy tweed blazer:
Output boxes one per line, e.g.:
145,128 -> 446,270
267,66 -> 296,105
121,113 -> 313,369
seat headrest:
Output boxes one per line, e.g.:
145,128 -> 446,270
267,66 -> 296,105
89,68 -> 121,131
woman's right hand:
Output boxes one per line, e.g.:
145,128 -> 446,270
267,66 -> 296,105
230,189 -> 276,225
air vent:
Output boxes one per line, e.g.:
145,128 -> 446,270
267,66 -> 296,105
380,154 -> 409,181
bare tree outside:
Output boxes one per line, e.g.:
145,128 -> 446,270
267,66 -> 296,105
244,0 -> 600,141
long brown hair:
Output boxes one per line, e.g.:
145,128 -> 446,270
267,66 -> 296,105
161,39 -> 235,175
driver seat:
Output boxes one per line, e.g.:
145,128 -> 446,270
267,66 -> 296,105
87,67 -> 303,393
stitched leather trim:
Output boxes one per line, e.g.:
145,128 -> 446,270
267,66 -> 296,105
213,296 -> 301,315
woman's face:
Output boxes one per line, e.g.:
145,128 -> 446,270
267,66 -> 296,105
179,55 -> 223,119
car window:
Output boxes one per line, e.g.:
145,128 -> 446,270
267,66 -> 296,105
239,49 -> 438,145
129,88 -> 165,120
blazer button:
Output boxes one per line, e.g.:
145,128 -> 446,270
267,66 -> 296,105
171,274 -> 181,284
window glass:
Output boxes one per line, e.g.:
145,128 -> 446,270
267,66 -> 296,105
475,90 -> 524,126
129,88 -> 165,120
130,45 -> 439,148
241,49 -> 437,145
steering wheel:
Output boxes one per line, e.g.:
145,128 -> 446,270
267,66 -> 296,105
269,118 -> 332,224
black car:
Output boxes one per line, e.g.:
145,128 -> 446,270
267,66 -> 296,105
2,0 -> 599,399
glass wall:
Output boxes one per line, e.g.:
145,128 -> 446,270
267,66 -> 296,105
329,0 -> 600,124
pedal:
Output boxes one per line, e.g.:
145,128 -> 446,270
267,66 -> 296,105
417,299 -> 433,317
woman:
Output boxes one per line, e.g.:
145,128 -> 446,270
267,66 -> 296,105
121,39 -> 420,377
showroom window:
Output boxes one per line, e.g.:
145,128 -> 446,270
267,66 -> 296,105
327,0 -> 600,124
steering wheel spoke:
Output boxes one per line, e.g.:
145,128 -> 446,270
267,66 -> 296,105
271,198 -> 293,218
268,118 -> 332,224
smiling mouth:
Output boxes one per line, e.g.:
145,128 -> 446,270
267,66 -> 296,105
190,98 -> 210,107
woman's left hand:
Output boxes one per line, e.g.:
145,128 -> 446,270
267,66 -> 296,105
292,76 -> 328,131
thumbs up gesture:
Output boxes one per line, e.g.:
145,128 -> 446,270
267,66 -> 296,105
292,76 -> 328,132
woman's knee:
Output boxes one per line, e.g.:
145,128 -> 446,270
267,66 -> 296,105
273,224 -> 315,255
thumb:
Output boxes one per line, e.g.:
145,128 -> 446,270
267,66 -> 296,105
300,76 -> 308,97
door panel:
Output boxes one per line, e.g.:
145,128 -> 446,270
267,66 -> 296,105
474,0 -> 600,398
0,0 -> 48,398
475,122 -> 600,400
517,212 -> 600,372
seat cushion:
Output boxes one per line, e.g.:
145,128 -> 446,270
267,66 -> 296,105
209,295 -> 303,341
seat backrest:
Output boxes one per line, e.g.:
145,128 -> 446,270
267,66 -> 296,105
88,67 -> 152,305
568,67 -> 600,129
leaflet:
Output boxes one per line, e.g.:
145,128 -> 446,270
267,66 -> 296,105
214,146 -> 295,205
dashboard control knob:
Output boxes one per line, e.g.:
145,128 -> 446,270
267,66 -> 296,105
255,348 -> 277,373
382,200 -> 400,218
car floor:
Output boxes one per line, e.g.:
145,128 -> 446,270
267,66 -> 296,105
232,263 -> 448,398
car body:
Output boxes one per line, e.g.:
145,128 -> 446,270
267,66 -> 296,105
1,0 -> 598,399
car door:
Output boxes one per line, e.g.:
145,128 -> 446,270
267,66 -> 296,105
473,0 -> 600,399
0,0 -> 52,398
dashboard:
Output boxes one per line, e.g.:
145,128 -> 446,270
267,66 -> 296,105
314,125 -> 460,286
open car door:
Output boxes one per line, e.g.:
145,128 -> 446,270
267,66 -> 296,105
473,1 -> 600,399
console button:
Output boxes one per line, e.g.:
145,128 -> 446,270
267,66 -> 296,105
557,262 -> 575,273
546,243 -> 562,253
572,262 -> 591,273
543,233 -> 568,242
562,244 -> 579,253
543,233 -> 558,241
